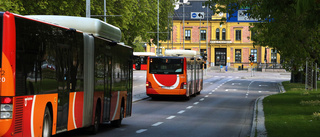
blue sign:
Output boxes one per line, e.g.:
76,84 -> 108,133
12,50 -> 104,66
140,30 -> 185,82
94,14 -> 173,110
192,13 -> 197,18
191,12 -> 204,19
227,9 -> 260,22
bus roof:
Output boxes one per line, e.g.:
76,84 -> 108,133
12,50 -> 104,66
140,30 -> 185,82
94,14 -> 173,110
25,15 -> 121,43
164,50 -> 197,57
133,52 -> 156,56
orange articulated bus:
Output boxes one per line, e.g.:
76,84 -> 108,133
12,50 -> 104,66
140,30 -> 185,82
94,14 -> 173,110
0,12 -> 132,137
146,50 -> 203,99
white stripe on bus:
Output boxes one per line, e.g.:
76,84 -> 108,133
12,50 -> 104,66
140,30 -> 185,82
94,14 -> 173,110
31,95 -> 36,137
111,91 -> 120,121
73,92 -> 77,129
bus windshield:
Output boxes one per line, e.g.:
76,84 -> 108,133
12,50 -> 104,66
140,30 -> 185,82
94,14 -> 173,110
149,58 -> 184,74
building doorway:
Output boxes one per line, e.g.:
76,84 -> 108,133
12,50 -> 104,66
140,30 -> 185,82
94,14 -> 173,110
215,48 -> 226,66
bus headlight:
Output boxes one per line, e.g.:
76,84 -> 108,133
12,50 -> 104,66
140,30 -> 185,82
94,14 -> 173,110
0,112 -> 13,119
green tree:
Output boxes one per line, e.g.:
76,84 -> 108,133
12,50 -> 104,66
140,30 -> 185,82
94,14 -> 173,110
207,0 -> 320,83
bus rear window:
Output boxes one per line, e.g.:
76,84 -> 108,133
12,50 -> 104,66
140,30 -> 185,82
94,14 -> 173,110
0,13 -> 3,68
149,58 -> 183,74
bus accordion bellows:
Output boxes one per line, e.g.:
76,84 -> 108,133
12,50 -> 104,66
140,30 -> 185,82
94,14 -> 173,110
0,11 -> 133,137
146,50 -> 204,99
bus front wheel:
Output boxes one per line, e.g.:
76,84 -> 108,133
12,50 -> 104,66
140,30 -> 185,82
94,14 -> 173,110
43,106 -> 52,137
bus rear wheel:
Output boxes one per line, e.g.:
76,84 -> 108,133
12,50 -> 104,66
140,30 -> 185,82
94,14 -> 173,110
43,107 -> 52,137
90,105 -> 101,134
111,105 -> 124,127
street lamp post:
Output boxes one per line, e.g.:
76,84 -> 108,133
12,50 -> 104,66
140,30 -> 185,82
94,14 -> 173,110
179,1 -> 190,50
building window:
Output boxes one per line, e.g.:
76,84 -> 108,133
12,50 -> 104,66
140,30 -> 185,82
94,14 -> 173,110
271,49 -> 277,63
200,30 -> 206,40
235,49 -> 241,63
236,30 -> 241,40
222,28 -> 226,40
185,30 -> 191,40
251,30 -> 255,40
251,49 -> 257,62
167,30 -> 171,40
216,28 -> 220,40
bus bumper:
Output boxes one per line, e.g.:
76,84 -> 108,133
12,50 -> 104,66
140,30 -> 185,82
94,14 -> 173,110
146,88 -> 186,96
0,119 -> 12,136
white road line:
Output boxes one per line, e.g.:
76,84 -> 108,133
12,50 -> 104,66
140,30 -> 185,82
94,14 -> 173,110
200,98 -> 205,101
232,83 -> 241,85
246,93 -> 249,96
177,110 -> 185,114
205,95 -> 209,98
152,122 -> 163,127
136,129 -> 147,133
186,106 -> 193,109
259,85 -> 268,87
194,102 -> 199,105
166,116 -> 176,120
212,90 -> 215,92
209,92 -> 212,95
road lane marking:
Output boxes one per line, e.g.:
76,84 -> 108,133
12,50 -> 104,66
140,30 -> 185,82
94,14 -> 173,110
225,89 -> 237,92
259,85 -> 268,87
232,83 -> 241,86
205,95 -> 209,97
209,92 -> 212,94
178,110 -> 185,114
152,122 -> 163,127
166,116 -> 176,119
186,106 -> 193,109
194,102 -> 199,105
200,98 -> 205,101
136,129 -> 147,133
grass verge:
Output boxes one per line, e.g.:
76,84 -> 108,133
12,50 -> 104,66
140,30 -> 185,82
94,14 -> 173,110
264,81 -> 320,137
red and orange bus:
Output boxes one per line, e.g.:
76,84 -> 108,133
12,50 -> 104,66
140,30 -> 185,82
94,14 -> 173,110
133,52 -> 155,70
146,50 -> 203,99
0,12 -> 132,137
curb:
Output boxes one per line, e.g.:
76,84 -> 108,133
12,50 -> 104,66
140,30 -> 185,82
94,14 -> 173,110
250,95 -> 268,137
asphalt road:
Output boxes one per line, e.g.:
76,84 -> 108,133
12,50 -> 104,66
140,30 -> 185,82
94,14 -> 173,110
54,70 -> 289,137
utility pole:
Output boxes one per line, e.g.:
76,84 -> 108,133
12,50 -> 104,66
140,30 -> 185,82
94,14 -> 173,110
86,0 -> 90,18
157,0 -> 160,55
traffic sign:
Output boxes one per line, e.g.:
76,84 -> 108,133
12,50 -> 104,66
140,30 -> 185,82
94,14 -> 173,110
191,12 -> 204,19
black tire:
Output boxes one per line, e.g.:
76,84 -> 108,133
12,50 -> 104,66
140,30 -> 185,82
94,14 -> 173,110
90,106 -> 100,134
111,106 -> 124,127
184,95 -> 190,100
43,107 -> 52,137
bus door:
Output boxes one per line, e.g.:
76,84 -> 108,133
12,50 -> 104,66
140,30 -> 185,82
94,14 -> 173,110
126,59 -> 133,116
56,43 -> 71,131
103,56 -> 112,122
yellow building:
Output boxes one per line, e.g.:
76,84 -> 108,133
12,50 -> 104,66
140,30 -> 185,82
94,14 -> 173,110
146,1 -> 281,70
